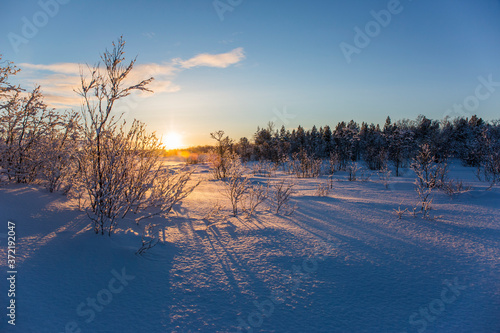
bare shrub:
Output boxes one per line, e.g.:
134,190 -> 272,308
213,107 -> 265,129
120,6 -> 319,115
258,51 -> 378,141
243,183 -> 269,218
252,160 -> 277,177
41,111 -> 80,192
185,153 -> 199,165
135,166 -> 200,222
0,56 -> 80,191
411,144 -> 438,219
347,162 -> 361,181
328,175 -> 334,189
378,163 -> 392,189
359,167 -> 371,182
223,158 -> 249,216
329,151 -> 342,174
136,223 -> 159,255
76,38 -> 198,235
281,156 -> 296,175
209,130 -> 234,180
290,149 -> 322,178
441,179 -> 471,198
478,129 -> 500,189
315,182 -> 329,197
203,201 -> 223,221
0,85 -> 67,184
393,202 -> 408,219
272,178 -> 296,215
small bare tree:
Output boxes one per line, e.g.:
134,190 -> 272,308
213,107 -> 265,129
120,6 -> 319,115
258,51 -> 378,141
411,144 -> 438,219
393,201 -> 408,219
252,160 -> 277,177
0,55 -> 21,109
315,182 -> 329,197
223,158 -> 249,216
209,130 -> 234,180
76,37 -> 198,235
347,162 -> 361,181
478,129 -> 500,189
272,178 -> 296,215
243,183 -> 269,218
290,149 -> 322,178
0,55 -> 82,189
378,163 -> 392,189
328,151 -> 341,174
41,111 -> 80,192
0,84 -> 63,183
441,178 -> 471,199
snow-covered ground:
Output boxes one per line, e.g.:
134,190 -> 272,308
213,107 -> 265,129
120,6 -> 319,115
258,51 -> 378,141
0,161 -> 499,332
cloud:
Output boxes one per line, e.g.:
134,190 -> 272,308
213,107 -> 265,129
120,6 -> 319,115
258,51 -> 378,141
123,63 -> 180,95
43,93 -> 81,108
19,62 -> 81,75
15,47 -> 245,109
14,72 -> 82,109
178,47 -> 245,69
143,32 -> 156,39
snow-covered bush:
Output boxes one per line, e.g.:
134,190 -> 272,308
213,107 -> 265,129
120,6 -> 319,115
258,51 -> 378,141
271,178 -> 296,215
290,149 -> 322,178
252,160 -> 277,177
315,182 -> 329,197
0,85 -> 59,183
393,202 -> 407,219
359,167 -> 371,182
328,151 -> 342,173
477,128 -> 500,189
222,158 -> 250,216
40,111 -> 80,192
347,162 -> 361,181
411,144 -> 440,219
482,153 -> 500,189
76,38 -> 199,235
209,130 -> 234,180
243,183 -> 269,218
411,144 -> 447,189
441,179 -> 471,198
378,163 -> 392,189
0,55 -> 81,190
203,201 -> 223,222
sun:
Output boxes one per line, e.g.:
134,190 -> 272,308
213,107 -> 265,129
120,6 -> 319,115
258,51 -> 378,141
163,132 -> 183,150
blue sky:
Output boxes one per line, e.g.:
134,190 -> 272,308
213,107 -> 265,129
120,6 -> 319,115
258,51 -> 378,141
1,0 -> 500,147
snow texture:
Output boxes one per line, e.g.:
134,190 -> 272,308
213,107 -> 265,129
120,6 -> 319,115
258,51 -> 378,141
0,161 -> 499,332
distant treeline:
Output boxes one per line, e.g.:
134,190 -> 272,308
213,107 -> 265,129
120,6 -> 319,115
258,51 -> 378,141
201,115 -> 500,174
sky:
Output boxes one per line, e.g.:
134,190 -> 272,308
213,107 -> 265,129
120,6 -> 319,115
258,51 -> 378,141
1,0 -> 500,147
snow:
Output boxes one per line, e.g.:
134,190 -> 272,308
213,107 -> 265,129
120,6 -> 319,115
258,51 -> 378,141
0,161 -> 499,332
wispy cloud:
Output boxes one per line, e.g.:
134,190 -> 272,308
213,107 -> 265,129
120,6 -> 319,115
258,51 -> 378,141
142,32 -> 156,39
19,63 -> 81,75
16,71 -> 82,108
177,47 -> 245,69
16,47 -> 245,109
124,63 -> 180,95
